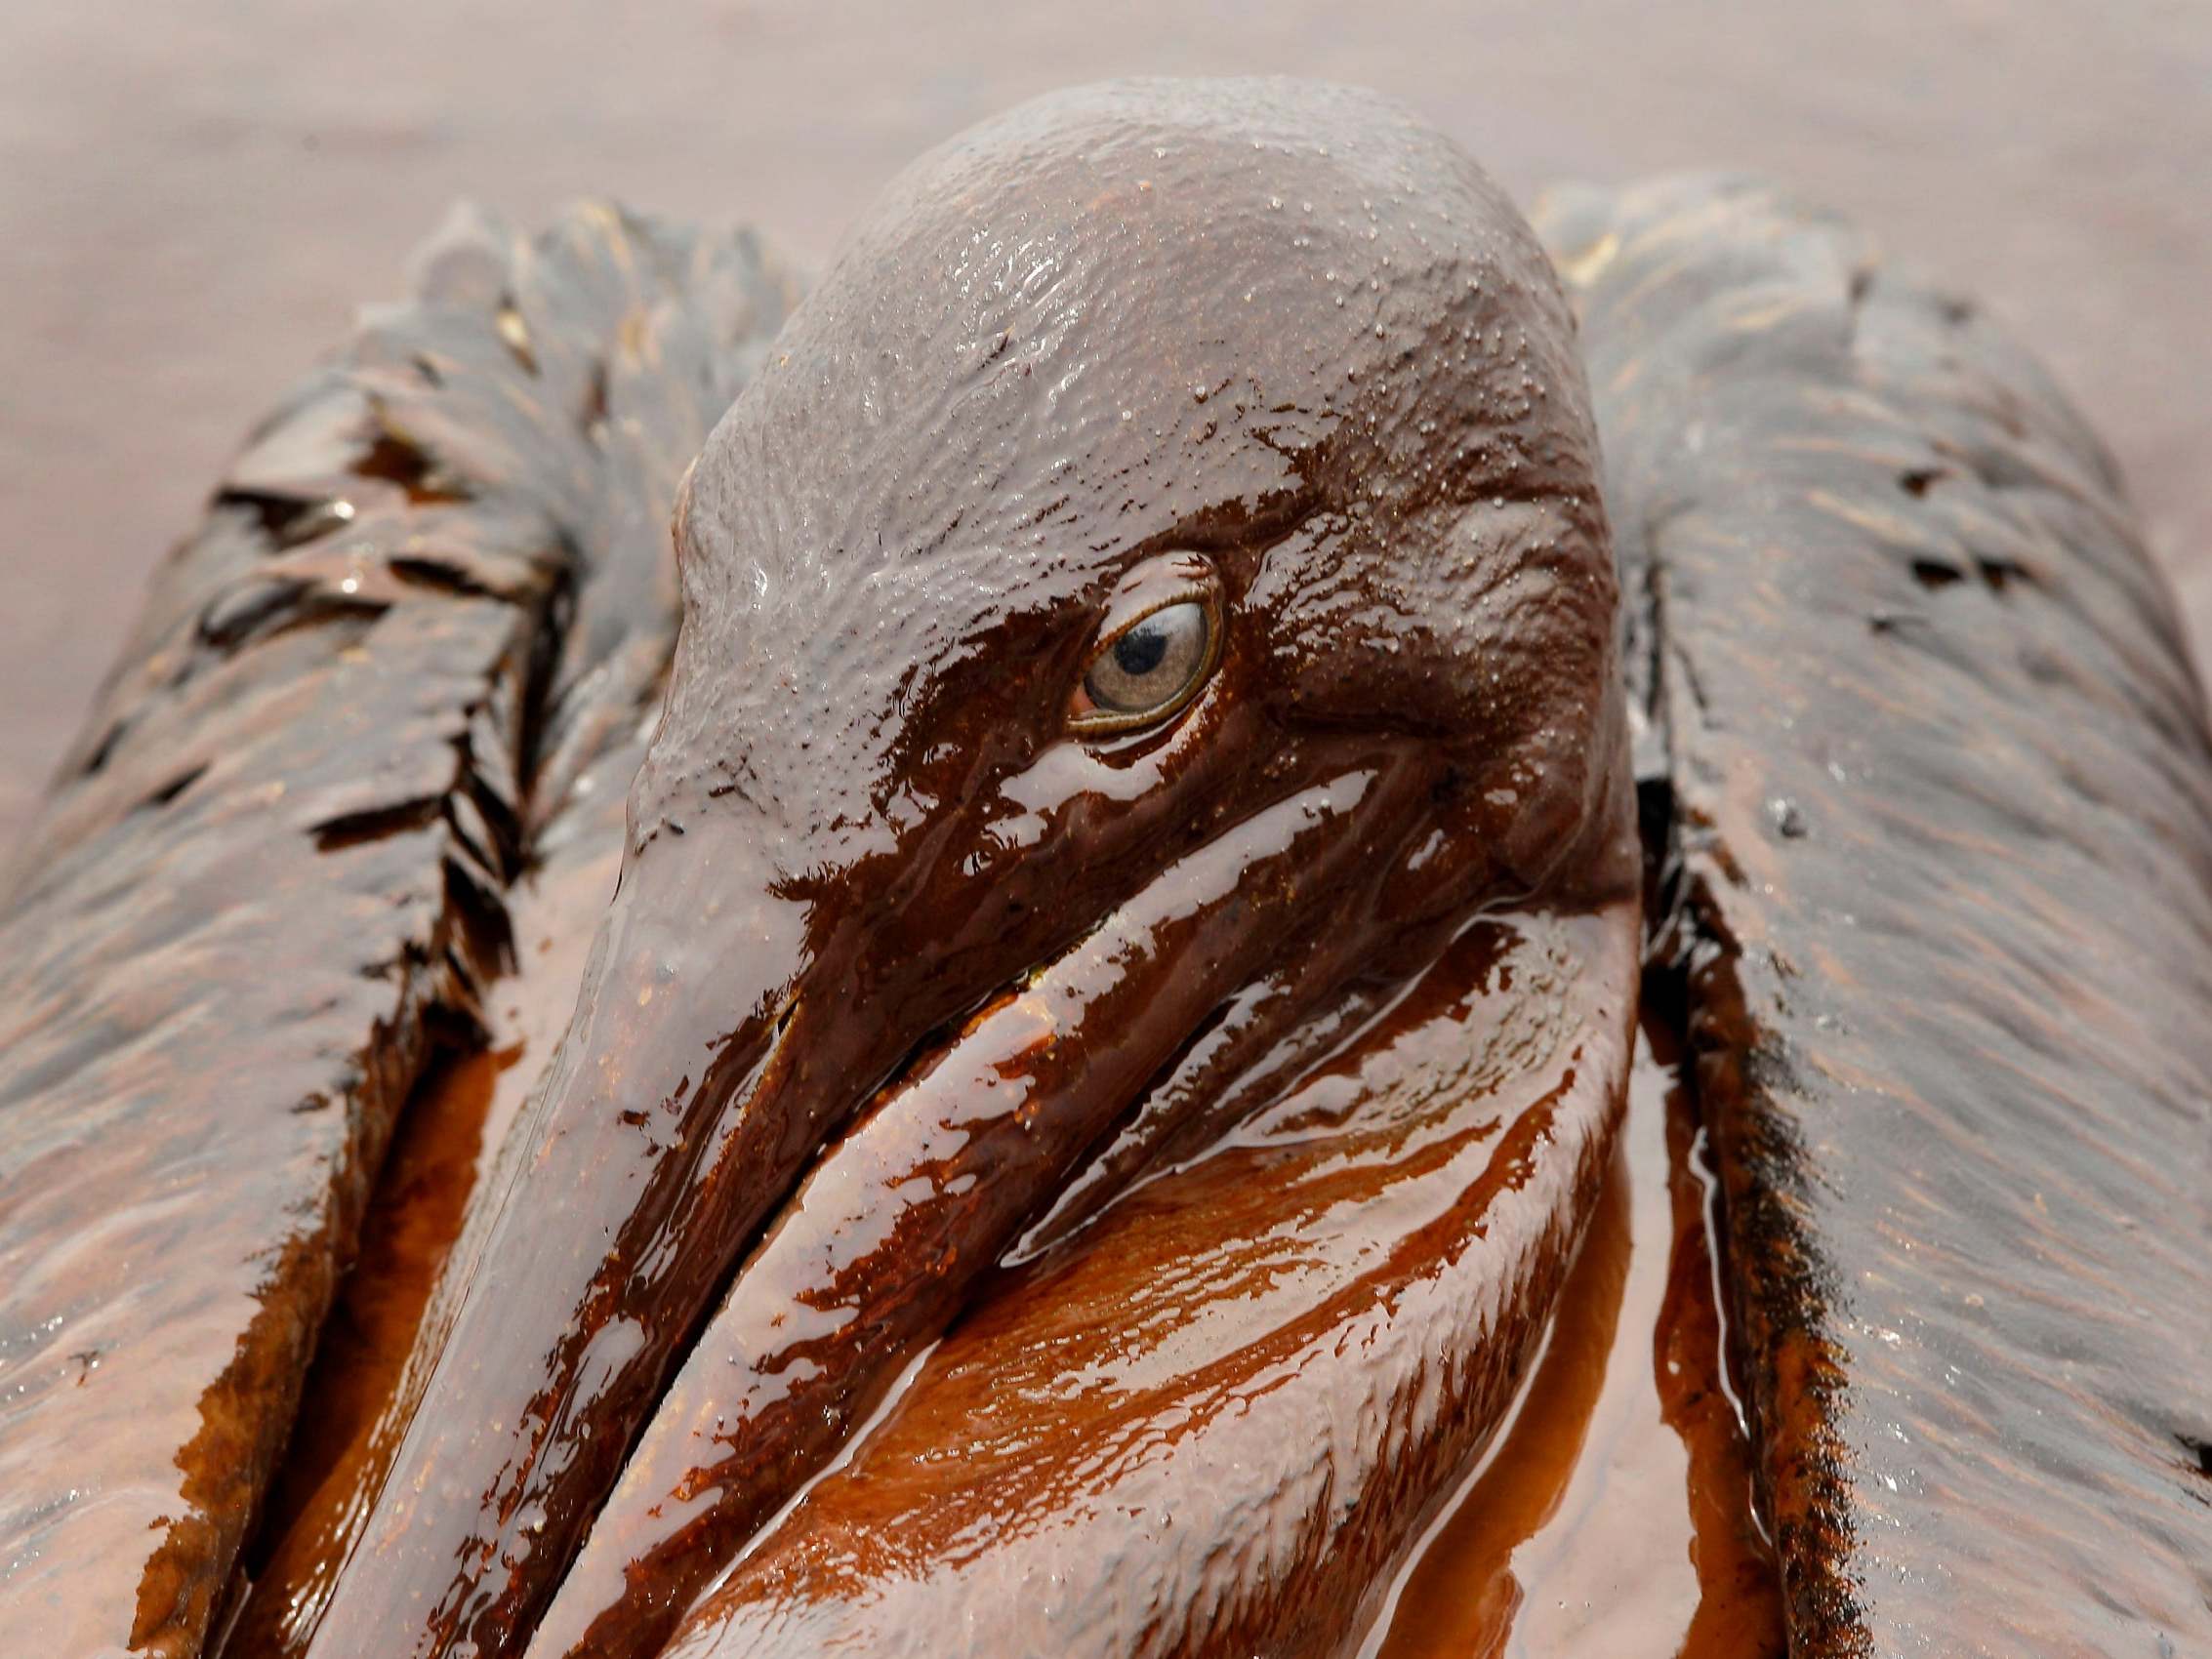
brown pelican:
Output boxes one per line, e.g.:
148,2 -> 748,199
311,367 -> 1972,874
0,77 -> 2204,1659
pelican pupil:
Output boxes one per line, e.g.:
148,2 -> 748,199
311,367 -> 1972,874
1114,624 -> 1170,676
1079,599 -> 1213,726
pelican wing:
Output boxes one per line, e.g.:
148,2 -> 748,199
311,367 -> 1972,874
1544,176 -> 2212,1651
0,203 -> 799,1657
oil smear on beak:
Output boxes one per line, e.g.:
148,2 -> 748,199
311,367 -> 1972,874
529,762 -> 1444,1659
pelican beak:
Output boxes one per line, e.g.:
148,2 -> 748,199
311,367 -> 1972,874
309,703 -> 1449,1659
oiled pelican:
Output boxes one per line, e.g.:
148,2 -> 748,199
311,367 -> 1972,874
0,77 -> 2203,1659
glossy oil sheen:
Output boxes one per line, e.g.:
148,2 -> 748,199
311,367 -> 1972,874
299,78 -> 1637,1659
654,904 -> 1638,1659
233,724 -> 649,1657
1370,1001 -> 1784,1659
1544,176 -> 2212,1648
0,204 -> 799,1657
3,70 -> 2204,1659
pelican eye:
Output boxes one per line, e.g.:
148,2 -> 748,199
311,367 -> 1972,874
1070,597 -> 1219,734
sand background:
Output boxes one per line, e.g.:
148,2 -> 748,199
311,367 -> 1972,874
4,0 -> 2206,851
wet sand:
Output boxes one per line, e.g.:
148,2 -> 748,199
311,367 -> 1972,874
1,0 -> 2207,853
